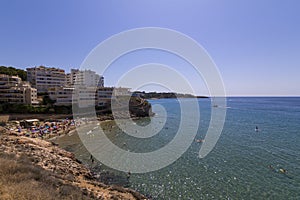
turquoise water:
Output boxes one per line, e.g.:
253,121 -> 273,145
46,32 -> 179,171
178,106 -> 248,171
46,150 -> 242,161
55,97 -> 300,199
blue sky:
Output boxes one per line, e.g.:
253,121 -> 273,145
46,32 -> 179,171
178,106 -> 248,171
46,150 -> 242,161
0,0 -> 299,96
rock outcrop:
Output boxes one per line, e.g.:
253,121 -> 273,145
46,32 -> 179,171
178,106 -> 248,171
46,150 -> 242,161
109,96 -> 153,119
129,97 -> 153,117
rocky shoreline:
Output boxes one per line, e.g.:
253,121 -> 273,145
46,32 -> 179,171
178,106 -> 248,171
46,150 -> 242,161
0,127 -> 147,200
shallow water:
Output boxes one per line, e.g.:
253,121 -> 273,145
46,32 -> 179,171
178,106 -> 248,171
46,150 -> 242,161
54,97 -> 300,199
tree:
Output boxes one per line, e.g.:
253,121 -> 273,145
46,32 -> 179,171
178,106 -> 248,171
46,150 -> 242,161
0,66 -> 27,81
42,95 -> 56,106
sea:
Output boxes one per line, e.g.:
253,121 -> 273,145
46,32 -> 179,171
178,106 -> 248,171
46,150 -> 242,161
53,97 -> 300,199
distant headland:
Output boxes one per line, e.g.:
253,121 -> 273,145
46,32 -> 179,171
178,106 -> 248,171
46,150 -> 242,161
133,91 -> 208,99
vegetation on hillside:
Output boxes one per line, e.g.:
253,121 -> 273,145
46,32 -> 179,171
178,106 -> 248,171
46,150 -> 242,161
0,103 -> 72,114
0,153 -> 91,200
0,66 -> 27,81
0,91 -> 153,118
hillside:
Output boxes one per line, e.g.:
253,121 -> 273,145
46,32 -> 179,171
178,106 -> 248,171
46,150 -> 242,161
0,128 -> 147,200
0,66 -> 27,81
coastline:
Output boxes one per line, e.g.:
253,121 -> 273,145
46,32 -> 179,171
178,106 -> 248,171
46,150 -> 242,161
0,121 -> 147,200
0,113 -> 74,121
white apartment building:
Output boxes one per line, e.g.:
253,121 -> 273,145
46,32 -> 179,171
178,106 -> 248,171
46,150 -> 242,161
26,66 -> 66,93
97,87 -> 113,106
66,69 -> 79,86
97,87 -> 131,106
48,86 -> 130,108
49,85 -> 97,107
66,69 -> 104,87
76,86 -> 97,108
48,86 -> 75,106
0,74 -> 38,105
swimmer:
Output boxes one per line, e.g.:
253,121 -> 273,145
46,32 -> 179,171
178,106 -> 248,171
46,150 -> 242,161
279,168 -> 287,174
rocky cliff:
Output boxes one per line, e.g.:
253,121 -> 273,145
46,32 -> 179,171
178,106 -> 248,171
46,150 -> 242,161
0,130 -> 147,200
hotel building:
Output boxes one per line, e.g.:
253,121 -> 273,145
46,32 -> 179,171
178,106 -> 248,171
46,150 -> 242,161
97,87 -> 131,106
26,66 -> 66,93
66,69 -> 104,87
49,86 -> 130,107
49,86 -> 97,107
49,68 -> 106,107
48,86 -> 75,106
0,74 -> 38,105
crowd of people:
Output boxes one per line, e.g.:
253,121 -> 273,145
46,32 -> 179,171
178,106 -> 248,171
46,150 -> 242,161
7,118 -> 81,139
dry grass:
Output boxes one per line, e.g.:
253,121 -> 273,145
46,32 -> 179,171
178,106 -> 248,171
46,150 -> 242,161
0,153 -> 92,200
0,115 -> 9,123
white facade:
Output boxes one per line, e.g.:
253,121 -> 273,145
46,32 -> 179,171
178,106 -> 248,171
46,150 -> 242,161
76,86 -> 97,108
66,69 -> 104,87
48,86 -> 130,108
97,87 -> 113,106
48,86 -> 75,106
26,66 -> 66,93
97,87 -> 131,106
49,86 -> 97,107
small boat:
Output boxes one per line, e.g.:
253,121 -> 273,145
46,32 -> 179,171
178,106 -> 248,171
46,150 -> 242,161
212,96 -> 218,107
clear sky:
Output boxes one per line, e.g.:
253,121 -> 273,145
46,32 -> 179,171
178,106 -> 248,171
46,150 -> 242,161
0,0 -> 299,96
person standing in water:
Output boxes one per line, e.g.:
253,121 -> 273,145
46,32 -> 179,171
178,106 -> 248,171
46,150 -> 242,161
90,154 -> 94,163
127,171 -> 131,181
255,126 -> 259,132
